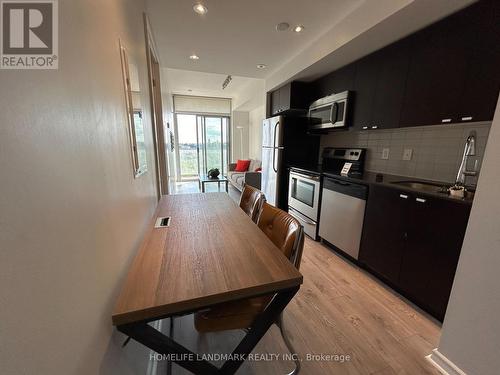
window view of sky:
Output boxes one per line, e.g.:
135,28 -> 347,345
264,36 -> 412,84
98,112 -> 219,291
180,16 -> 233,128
176,114 -> 229,177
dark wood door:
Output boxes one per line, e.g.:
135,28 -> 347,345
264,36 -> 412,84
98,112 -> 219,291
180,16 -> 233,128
371,40 -> 411,130
457,0 -> 500,123
271,89 -> 281,115
351,52 -> 381,131
359,185 -> 410,285
312,64 -> 356,100
399,195 -> 470,320
279,83 -> 291,112
400,9 -> 473,127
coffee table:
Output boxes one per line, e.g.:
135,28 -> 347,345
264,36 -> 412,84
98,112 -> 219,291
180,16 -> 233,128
198,174 -> 229,193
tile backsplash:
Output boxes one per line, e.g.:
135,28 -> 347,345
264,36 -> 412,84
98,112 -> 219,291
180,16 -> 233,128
319,122 -> 491,186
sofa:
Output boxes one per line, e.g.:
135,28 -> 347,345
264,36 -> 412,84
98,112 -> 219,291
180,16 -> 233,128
227,159 -> 262,192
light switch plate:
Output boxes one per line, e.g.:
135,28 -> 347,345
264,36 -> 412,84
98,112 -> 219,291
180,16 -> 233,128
382,148 -> 390,160
403,148 -> 413,161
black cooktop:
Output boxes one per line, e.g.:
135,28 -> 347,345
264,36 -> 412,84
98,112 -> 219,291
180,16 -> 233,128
288,165 -> 324,176
289,165 -> 364,179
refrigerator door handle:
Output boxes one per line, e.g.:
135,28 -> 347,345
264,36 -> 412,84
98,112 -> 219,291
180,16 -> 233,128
273,121 -> 280,149
272,148 -> 277,173
272,121 -> 279,172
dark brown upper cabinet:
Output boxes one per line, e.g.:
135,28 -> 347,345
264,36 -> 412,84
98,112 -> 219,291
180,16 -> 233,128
456,0 -> 500,123
350,39 -> 411,131
399,8 -> 472,127
370,40 -> 411,130
351,52 -> 381,131
270,89 -> 281,116
268,81 -> 310,116
311,64 -> 356,100
400,0 -> 499,127
308,0 -> 499,130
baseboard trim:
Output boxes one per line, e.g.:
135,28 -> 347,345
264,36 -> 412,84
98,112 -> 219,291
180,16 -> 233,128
426,348 -> 467,375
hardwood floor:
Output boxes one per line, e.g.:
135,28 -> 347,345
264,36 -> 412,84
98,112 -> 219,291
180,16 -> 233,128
158,236 -> 441,374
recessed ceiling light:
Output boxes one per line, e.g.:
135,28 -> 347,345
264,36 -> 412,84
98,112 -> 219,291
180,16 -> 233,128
257,64 -> 267,69
193,3 -> 207,15
189,54 -> 200,60
294,25 -> 305,33
276,22 -> 290,32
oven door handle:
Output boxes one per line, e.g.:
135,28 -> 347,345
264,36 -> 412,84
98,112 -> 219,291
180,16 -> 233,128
289,207 -> 317,225
290,172 -> 320,181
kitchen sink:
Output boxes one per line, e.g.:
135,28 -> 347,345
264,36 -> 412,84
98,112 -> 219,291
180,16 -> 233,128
391,181 -> 447,193
391,180 -> 475,199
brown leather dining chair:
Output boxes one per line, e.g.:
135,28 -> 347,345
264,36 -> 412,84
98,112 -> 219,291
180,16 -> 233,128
194,202 -> 305,374
239,184 -> 266,223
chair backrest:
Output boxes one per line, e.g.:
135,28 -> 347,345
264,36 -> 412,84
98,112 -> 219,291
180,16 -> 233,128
239,184 -> 266,223
257,202 -> 305,270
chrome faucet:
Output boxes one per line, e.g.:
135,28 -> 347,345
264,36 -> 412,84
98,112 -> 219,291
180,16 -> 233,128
455,130 -> 478,186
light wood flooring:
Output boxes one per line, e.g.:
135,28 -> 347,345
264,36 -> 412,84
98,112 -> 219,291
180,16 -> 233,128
158,236 -> 441,374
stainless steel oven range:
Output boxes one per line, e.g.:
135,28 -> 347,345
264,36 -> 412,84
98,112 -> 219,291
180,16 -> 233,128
288,169 -> 321,240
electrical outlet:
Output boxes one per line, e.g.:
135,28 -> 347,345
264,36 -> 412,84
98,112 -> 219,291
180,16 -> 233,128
382,148 -> 390,160
403,148 -> 413,161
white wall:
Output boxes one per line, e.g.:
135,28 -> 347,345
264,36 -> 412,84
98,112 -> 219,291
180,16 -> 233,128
231,111 -> 250,161
432,97 -> 500,375
0,0 -> 159,374
249,105 -> 266,160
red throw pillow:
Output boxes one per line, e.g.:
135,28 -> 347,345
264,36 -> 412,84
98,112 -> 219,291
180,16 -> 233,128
235,159 -> 251,172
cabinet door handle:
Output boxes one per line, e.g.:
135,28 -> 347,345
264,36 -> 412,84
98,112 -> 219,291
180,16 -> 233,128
461,116 -> 473,121
362,126 -> 368,130
371,125 -> 378,129
416,197 -> 426,203
441,118 -> 452,123
399,194 -> 408,199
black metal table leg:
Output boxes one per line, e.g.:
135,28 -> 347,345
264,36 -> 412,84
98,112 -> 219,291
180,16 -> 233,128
117,286 -> 299,375
118,322 -> 219,374
167,317 -> 174,375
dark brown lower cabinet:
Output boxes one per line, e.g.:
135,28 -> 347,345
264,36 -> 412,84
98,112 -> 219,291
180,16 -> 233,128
359,185 -> 471,321
358,185 -> 409,285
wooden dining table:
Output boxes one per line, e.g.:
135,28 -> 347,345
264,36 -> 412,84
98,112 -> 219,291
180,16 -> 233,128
112,193 -> 303,374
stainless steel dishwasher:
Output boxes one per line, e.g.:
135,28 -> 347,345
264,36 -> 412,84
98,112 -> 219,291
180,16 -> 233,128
319,176 -> 368,260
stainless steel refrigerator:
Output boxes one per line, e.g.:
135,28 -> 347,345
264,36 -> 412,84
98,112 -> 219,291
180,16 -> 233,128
261,116 -> 283,206
261,115 -> 319,208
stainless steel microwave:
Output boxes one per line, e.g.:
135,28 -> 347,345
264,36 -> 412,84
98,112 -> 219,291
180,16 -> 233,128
308,91 -> 350,130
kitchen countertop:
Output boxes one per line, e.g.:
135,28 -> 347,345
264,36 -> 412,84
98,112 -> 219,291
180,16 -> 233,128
289,165 -> 474,205
326,172 -> 474,205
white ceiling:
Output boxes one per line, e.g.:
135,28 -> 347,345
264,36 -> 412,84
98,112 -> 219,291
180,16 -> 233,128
149,0 -> 476,108
147,0 -> 362,78
164,68 -> 259,97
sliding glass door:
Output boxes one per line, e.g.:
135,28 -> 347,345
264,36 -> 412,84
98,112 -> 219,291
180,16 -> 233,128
176,114 -> 198,178
175,114 -> 230,180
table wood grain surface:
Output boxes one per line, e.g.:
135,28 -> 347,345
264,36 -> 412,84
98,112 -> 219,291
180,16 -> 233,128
112,193 -> 303,326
